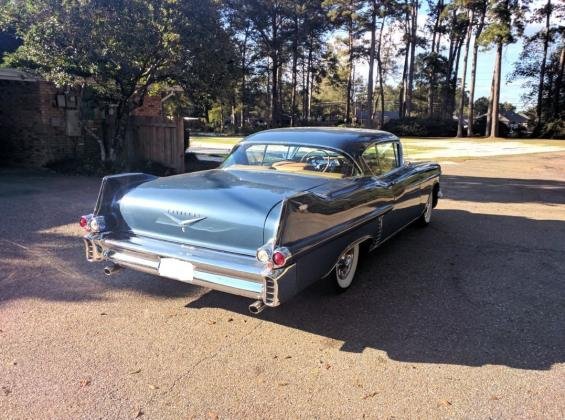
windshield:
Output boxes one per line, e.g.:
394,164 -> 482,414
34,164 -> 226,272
222,143 -> 359,178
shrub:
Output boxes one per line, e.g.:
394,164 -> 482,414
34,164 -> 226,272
383,117 -> 458,137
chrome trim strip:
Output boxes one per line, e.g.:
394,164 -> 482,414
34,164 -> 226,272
101,236 -> 265,281
107,248 -> 263,300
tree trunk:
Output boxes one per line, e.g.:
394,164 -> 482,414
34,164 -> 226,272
304,41 -> 313,121
428,1 -> 444,117
457,10 -> 473,137
405,0 -> 418,116
490,42 -> 503,138
553,44 -> 565,118
108,101 -> 131,163
467,6 -> 486,136
377,17 -> 386,128
399,27 -> 410,118
366,3 -> 377,128
535,0 -> 552,133
290,16 -> 299,127
239,30 -> 249,130
485,73 -> 494,136
449,35 -> 464,119
345,23 -> 354,124
270,15 -> 279,127
308,69 -> 314,121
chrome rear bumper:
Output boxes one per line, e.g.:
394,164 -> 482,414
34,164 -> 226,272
84,233 -> 293,306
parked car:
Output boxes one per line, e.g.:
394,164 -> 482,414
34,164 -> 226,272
82,128 -> 441,313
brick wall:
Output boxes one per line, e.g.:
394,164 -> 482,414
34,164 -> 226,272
131,95 -> 162,117
0,80 -> 99,167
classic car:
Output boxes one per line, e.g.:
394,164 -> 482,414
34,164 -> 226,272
81,128 -> 441,314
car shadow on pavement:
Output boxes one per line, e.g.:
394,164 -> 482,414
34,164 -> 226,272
187,209 -> 565,371
441,175 -> 565,204
1,171 -> 564,371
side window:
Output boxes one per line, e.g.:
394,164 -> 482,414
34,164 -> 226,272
245,144 -> 267,165
376,142 -> 398,173
362,142 -> 399,176
361,144 -> 380,175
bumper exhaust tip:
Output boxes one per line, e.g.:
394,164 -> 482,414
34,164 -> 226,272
249,300 -> 266,315
104,264 -> 122,276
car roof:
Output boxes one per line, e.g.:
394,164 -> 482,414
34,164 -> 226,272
241,127 -> 398,155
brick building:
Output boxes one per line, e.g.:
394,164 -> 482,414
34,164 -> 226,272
0,68 -> 165,167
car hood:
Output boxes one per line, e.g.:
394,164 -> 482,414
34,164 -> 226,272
118,169 -> 328,255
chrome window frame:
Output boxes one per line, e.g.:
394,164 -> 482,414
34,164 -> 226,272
360,140 -> 401,177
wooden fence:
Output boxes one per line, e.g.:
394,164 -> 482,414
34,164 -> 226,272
126,116 -> 185,173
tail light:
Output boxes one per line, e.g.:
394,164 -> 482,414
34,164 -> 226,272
272,251 -> 286,267
80,214 -> 92,231
79,214 -> 106,233
256,245 -> 291,269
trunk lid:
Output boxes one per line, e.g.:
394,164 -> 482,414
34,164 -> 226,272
118,169 -> 327,255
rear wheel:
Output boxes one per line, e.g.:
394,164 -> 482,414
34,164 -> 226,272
331,243 -> 360,292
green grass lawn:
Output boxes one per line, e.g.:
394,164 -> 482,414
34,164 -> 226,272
190,135 -> 565,161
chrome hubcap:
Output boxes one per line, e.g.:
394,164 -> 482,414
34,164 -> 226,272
424,193 -> 433,223
336,250 -> 354,280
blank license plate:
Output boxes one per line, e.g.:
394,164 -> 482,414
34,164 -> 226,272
158,258 -> 194,282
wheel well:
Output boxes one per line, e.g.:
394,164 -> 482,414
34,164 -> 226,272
432,183 -> 440,208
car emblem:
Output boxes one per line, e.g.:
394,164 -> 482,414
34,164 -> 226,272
161,211 -> 206,232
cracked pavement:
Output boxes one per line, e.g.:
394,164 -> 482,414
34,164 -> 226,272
0,151 -> 564,419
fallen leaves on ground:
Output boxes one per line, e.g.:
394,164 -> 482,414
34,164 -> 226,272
79,378 -> 92,388
362,391 -> 378,400
1,386 -> 11,396
128,368 -> 142,375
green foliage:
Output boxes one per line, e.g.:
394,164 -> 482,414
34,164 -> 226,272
478,0 -> 528,47
473,97 -> 490,115
2,0 -> 235,160
383,117 -> 459,137
539,117 -> 565,139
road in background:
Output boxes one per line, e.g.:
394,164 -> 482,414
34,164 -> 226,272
189,136 -> 565,161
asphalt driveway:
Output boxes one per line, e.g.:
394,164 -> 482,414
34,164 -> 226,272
1,151 -> 564,418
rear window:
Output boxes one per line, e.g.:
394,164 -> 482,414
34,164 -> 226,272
222,143 -> 360,179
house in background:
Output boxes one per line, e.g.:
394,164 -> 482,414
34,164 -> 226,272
355,109 -> 400,127
0,68 -> 92,167
475,110 -> 530,137
0,68 -> 183,170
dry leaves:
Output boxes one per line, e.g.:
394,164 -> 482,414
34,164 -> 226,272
79,378 -> 92,388
134,408 -> 143,418
362,391 -> 378,400
1,386 -> 11,396
128,368 -> 142,375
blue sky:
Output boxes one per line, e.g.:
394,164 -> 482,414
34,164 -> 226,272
353,1 -> 554,112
